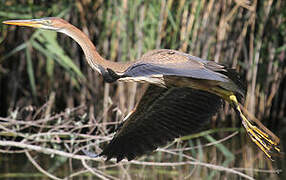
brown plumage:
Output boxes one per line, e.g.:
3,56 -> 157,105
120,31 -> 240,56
3,17 -> 280,162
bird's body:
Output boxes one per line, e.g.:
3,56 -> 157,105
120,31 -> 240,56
3,17 -> 280,162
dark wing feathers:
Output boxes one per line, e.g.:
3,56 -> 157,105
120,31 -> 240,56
100,85 -> 223,162
123,62 -> 229,82
122,49 -> 229,82
217,68 -> 247,97
121,49 -> 246,97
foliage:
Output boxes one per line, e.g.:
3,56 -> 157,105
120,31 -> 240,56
0,0 -> 285,179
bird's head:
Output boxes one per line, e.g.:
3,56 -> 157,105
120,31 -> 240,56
3,17 -> 68,31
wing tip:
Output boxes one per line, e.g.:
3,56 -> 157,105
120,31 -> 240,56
99,151 -> 133,163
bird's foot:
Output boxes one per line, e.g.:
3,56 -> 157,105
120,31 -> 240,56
228,94 -> 280,160
242,119 -> 280,160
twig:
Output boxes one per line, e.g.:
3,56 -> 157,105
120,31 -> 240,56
168,131 -> 239,152
0,149 -> 25,153
81,159 -> 119,180
0,140 -> 100,161
63,169 -> 89,180
233,167 -> 282,174
128,160 -> 255,180
25,150 -> 62,180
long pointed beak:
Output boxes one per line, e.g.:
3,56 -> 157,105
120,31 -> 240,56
3,19 -> 43,28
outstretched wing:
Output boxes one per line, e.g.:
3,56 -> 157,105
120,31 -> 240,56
100,85 -> 223,162
120,49 -> 246,97
122,49 -> 229,82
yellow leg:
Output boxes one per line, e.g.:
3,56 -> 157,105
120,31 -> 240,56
211,88 -> 280,160
229,94 -> 280,159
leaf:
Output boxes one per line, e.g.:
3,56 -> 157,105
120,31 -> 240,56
1,42 -> 27,62
35,30 -> 85,80
25,44 -> 37,96
0,11 -> 32,19
46,57 -> 54,80
204,135 -> 234,159
180,128 -> 240,141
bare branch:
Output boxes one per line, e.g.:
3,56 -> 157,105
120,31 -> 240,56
25,150 -> 63,180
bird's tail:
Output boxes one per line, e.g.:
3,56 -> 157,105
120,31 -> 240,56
213,88 -> 280,160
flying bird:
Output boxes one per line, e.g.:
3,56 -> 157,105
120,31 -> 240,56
3,17 -> 280,162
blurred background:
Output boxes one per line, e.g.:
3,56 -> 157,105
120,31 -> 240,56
0,0 -> 285,179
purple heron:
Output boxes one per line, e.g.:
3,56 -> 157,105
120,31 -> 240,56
3,17 -> 280,162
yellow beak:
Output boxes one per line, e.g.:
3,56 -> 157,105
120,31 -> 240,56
3,19 -> 43,28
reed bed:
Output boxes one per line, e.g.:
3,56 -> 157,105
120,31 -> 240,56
0,0 -> 285,179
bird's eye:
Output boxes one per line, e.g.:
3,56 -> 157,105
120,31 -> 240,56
167,51 -> 175,55
43,20 -> 52,25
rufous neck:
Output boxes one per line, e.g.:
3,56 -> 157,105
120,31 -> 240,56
59,23 -> 129,74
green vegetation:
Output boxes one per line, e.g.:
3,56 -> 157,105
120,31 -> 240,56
0,0 -> 285,179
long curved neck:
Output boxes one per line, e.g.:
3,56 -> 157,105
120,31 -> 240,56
59,23 -> 130,74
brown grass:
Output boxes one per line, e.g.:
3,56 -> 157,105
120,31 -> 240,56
0,0 -> 285,179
